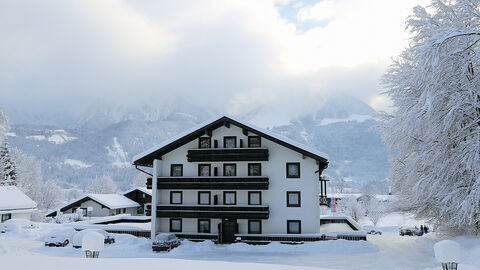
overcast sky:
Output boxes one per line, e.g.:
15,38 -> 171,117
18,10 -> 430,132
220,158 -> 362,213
0,0 -> 428,124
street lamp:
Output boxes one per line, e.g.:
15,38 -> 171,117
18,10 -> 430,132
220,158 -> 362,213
434,240 -> 460,270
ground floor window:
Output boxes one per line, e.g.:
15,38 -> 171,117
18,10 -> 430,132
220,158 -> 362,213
1,213 -> 12,223
115,209 -> 121,215
81,208 -> 88,216
248,220 -> 262,234
170,218 -> 182,232
198,219 -> 211,233
287,220 -> 301,234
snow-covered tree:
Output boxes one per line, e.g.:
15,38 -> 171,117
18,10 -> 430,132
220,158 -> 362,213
37,180 -> 64,211
88,175 -> 117,194
381,0 -> 480,232
0,109 -> 16,186
337,196 -> 365,222
363,197 -> 388,227
132,173 -> 147,188
10,148 -> 42,200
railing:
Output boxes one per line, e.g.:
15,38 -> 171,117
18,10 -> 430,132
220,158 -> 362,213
186,148 -> 269,162
147,177 -> 269,190
146,204 -> 269,219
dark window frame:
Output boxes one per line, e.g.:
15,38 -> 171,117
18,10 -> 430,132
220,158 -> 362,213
286,162 -> 301,178
170,164 -> 183,177
248,136 -> 261,148
198,191 -> 211,205
248,220 -> 262,234
287,220 -> 301,234
286,191 -> 301,207
170,191 -> 183,204
198,164 -> 211,176
248,191 -> 262,205
1,213 -> 12,223
223,191 -> 237,205
223,136 -> 237,148
170,218 -> 182,232
248,163 -> 262,176
223,163 -> 237,176
198,137 -> 211,149
197,219 -> 211,233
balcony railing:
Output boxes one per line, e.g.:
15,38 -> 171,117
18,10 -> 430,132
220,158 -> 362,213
146,204 -> 269,219
147,177 -> 269,190
186,148 -> 269,162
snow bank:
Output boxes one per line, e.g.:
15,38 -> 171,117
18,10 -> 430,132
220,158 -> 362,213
82,231 -> 104,251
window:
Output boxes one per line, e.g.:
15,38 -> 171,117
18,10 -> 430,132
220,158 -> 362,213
248,136 -> 261,147
1,213 -> 11,223
198,164 -> 211,176
287,191 -> 301,207
248,220 -> 262,234
223,136 -> 237,148
122,208 -> 126,213
199,137 -> 211,149
248,163 -> 261,176
170,164 -> 183,176
170,218 -> 182,232
286,162 -> 300,178
198,219 -> 211,233
248,191 -> 262,205
223,191 -> 236,205
287,220 -> 301,234
198,191 -> 211,205
81,208 -> 88,216
223,164 -> 236,176
115,209 -> 121,215
170,191 -> 183,204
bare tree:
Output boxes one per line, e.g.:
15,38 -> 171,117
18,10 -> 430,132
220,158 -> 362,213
37,180 -> 64,211
337,196 -> 365,222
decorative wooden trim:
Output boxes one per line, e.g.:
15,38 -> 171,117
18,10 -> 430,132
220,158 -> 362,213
153,205 -> 269,219
248,191 -> 262,205
187,148 -> 269,162
169,218 -> 182,232
287,220 -> 301,234
286,191 -> 301,207
148,177 -> 269,190
198,191 -> 211,205
223,191 -> 237,205
286,162 -> 301,178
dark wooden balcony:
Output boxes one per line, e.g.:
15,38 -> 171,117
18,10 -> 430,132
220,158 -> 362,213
146,204 -> 269,219
147,177 -> 269,190
186,148 -> 269,162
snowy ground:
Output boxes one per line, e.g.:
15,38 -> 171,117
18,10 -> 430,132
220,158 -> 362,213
1,213 -> 479,270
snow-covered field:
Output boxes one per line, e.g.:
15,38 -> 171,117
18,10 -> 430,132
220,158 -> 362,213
1,214 -> 479,270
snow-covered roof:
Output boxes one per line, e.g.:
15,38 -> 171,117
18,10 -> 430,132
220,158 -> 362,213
87,194 -> 140,209
0,186 -> 37,211
122,187 -> 152,196
132,114 -> 329,166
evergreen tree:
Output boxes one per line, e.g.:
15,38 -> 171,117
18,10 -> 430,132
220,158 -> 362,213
0,108 -> 16,186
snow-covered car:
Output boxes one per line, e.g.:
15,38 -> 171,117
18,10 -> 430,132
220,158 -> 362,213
152,233 -> 181,252
399,226 -> 423,236
0,219 -> 36,233
44,227 -> 76,247
72,229 -> 115,248
366,229 -> 382,235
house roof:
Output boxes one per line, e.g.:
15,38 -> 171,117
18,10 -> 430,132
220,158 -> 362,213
0,186 -> 37,211
123,187 -> 152,197
46,194 -> 140,217
132,115 -> 329,167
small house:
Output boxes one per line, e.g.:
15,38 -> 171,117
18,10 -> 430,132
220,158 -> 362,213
0,186 -> 37,223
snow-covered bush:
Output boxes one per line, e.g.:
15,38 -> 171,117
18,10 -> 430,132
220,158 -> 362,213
381,0 -> 480,232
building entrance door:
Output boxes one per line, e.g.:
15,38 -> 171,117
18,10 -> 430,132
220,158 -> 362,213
219,219 -> 237,243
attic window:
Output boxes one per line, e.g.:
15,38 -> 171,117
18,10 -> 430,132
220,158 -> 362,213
224,136 -> 237,148
286,162 -> 300,178
248,136 -> 261,148
199,137 -> 211,149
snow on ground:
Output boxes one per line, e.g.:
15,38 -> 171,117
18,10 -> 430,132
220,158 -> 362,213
1,215 -> 480,270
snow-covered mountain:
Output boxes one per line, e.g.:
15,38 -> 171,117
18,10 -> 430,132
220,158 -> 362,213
6,97 -> 389,193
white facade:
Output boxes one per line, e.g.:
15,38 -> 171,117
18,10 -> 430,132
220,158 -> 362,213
134,116 -> 328,241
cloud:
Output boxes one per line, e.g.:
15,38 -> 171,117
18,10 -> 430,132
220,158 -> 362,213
0,0 -> 428,120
